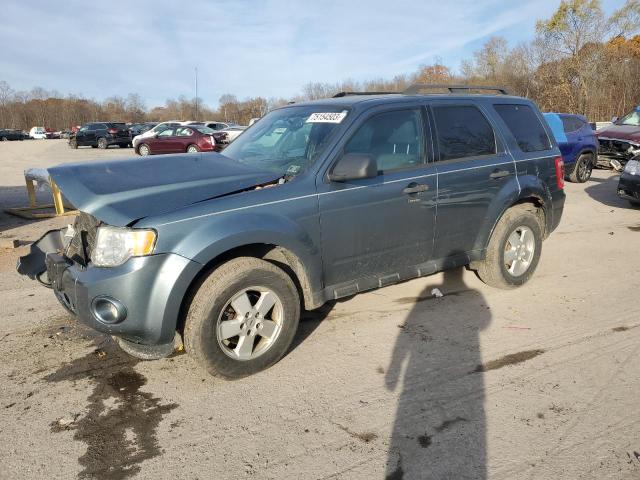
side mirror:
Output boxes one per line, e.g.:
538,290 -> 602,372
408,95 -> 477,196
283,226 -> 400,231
611,116 -> 619,124
329,153 -> 377,182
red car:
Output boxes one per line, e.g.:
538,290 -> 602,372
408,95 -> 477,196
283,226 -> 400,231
135,125 -> 218,155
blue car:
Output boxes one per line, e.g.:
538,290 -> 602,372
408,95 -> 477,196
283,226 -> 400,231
543,113 -> 598,182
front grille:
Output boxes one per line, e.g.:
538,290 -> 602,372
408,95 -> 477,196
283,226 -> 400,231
66,212 -> 101,266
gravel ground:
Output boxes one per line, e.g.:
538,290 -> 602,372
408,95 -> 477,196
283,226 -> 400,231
0,140 -> 639,479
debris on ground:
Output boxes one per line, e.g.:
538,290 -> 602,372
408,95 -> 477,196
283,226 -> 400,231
431,288 -> 444,298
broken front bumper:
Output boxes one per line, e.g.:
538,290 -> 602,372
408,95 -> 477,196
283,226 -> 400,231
17,229 -> 202,348
618,172 -> 640,202
598,137 -> 640,161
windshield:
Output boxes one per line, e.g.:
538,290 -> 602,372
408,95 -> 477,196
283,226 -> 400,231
222,105 -> 348,177
617,110 -> 640,126
194,126 -> 215,134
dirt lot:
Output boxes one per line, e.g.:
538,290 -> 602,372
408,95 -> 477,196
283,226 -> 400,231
0,140 -> 639,479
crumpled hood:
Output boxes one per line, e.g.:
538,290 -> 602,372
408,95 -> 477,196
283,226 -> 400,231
48,152 -> 279,226
597,124 -> 640,143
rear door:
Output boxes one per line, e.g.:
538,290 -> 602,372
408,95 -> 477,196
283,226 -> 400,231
429,101 -> 515,258
318,106 -> 437,291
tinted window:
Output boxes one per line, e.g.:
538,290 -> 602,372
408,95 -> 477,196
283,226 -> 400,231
561,115 -> 585,133
432,105 -> 496,161
494,104 -> 552,152
344,109 -> 425,173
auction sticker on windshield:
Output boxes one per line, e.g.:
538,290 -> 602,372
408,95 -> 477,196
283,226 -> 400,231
306,111 -> 348,123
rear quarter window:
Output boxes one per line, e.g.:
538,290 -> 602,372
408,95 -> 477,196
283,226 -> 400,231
494,104 -> 552,152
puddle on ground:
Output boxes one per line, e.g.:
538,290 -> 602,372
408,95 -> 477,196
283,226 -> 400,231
45,336 -> 178,480
471,349 -> 545,373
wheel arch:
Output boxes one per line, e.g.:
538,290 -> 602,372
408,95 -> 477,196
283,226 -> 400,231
474,178 -> 551,255
176,243 -> 320,337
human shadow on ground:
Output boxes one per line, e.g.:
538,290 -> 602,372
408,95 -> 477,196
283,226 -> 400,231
385,267 -> 491,479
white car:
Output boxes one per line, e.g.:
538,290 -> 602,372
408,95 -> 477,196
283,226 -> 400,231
132,121 -> 183,149
29,127 -> 47,139
220,126 -> 247,142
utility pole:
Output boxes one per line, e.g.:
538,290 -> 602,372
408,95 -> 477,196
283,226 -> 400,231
195,67 -> 199,121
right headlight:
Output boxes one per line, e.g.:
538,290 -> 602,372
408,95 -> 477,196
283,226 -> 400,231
92,226 -> 157,267
624,159 -> 640,176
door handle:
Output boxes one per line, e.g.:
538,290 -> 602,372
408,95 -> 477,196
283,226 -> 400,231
403,182 -> 429,194
489,169 -> 511,180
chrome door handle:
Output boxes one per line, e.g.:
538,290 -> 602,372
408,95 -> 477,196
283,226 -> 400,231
403,183 -> 429,194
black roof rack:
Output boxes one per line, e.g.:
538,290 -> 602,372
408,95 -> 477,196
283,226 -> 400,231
333,91 -> 399,98
404,84 -> 510,95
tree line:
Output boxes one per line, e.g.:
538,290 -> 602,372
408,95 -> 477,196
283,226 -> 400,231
1,0 -> 639,131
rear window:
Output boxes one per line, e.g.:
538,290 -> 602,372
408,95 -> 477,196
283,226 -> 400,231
494,104 -> 552,152
432,105 -> 496,161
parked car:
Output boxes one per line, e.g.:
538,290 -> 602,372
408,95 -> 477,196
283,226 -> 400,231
617,156 -> 640,207
135,125 -> 217,155
129,122 -> 158,139
212,126 -> 247,148
69,122 -> 131,149
17,85 -> 565,378
597,106 -> 640,163
29,127 -> 47,139
0,129 -> 25,141
44,128 -> 59,139
543,112 -> 598,182
132,121 -> 182,149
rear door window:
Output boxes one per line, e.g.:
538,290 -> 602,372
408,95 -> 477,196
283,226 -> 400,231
344,109 -> 425,173
432,105 -> 496,161
494,104 -> 552,152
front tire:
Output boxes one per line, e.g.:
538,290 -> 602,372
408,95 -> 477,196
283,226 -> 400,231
97,137 -> 107,149
568,153 -> 593,183
475,205 -> 543,289
184,257 -> 300,379
138,143 -> 150,156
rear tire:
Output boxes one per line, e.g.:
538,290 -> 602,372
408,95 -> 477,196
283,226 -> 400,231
475,205 -> 543,289
97,137 -> 107,149
69,139 -> 78,149
184,257 -> 300,379
1,136 -> 7,142
187,144 -> 199,153
568,153 -> 593,183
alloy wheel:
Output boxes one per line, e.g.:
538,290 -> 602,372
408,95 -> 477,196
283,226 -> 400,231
216,287 -> 284,361
504,226 -> 535,276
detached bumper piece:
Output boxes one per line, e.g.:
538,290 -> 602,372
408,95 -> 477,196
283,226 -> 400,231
16,229 -> 66,284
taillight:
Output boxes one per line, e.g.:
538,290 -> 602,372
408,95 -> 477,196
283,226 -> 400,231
208,135 -> 215,145
107,128 -> 119,135
554,156 -> 565,189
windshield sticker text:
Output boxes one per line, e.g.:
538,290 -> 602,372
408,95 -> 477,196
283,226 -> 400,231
306,111 -> 347,124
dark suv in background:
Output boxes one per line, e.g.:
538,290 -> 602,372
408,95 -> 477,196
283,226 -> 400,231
69,122 -> 131,149
19,85 -> 565,379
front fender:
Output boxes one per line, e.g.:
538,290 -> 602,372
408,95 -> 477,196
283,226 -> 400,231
154,208 -> 324,305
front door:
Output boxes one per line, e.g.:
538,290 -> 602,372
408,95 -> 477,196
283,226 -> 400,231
152,128 -> 178,153
318,107 -> 437,290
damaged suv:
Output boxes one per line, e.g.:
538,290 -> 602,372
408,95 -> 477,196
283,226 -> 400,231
18,85 -> 565,378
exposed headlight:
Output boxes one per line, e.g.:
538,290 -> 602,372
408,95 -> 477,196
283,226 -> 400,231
624,159 -> 640,176
92,226 -> 156,267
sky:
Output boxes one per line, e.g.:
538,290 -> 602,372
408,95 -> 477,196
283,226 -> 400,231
0,0 -> 626,109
